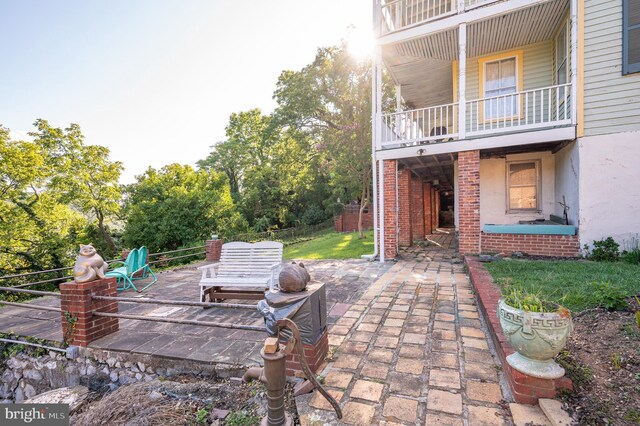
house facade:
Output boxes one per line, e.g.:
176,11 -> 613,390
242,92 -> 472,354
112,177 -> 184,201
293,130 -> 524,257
370,0 -> 640,260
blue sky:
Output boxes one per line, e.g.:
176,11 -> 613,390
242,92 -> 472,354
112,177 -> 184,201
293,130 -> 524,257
0,0 -> 372,182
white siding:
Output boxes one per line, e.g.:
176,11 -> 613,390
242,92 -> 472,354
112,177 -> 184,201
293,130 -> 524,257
583,0 -> 640,135
554,141 -> 579,226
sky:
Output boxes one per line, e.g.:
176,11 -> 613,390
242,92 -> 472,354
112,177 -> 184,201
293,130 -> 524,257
0,0 -> 373,183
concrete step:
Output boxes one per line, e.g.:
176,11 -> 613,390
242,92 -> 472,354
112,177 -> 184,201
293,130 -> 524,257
509,399 -> 573,426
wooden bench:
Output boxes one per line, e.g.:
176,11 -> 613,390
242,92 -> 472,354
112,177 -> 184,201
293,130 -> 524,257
197,241 -> 283,302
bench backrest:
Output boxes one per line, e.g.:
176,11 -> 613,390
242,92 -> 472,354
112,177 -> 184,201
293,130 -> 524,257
218,241 -> 283,277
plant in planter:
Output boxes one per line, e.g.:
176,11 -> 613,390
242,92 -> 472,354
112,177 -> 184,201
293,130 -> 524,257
498,288 -> 573,379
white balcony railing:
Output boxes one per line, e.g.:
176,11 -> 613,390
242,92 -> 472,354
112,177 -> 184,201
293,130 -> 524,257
382,103 -> 458,145
380,0 -> 455,34
379,0 -> 500,34
466,84 -> 572,136
379,84 -> 572,147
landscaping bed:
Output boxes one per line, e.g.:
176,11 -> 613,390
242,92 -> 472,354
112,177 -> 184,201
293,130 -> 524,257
71,375 -> 298,426
484,259 -> 640,424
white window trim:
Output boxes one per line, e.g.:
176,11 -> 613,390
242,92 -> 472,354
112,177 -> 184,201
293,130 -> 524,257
506,160 -> 542,213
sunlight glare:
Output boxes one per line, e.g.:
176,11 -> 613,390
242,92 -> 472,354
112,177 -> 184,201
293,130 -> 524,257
346,25 -> 374,60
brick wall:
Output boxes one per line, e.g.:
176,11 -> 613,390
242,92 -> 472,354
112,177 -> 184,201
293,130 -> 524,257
382,160 -> 398,259
334,211 -> 374,233
458,150 -> 481,255
466,257 -> 573,403
59,278 -> 119,347
481,233 -> 581,257
423,182 -> 432,235
284,328 -> 328,377
411,176 -> 424,240
397,168 -> 413,247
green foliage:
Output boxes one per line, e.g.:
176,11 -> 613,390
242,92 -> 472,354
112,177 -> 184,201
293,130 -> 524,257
224,410 -> 260,426
586,237 -> 620,262
591,281 -> 628,311
0,121 -> 122,275
622,248 -> 640,265
556,350 -> 593,387
301,205 -> 326,226
284,230 -> 374,260
195,408 -> 208,424
122,164 -> 247,252
485,260 -> 640,312
500,286 -> 559,313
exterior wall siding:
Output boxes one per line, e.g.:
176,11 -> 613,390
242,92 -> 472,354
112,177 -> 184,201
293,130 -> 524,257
464,41 -> 554,101
583,0 -> 640,135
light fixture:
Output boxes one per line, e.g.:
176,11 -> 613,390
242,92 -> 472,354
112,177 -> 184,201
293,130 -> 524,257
432,179 -> 439,185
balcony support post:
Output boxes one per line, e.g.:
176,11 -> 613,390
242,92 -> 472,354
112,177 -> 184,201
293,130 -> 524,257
375,46 -> 383,151
570,0 -> 578,124
458,23 -> 467,140
457,0 -> 466,14
395,85 -> 402,112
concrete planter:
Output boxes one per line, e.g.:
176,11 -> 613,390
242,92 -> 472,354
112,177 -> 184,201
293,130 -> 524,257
498,298 -> 573,379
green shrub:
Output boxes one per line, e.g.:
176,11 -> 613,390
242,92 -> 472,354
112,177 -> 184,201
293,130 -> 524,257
301,204 -> 328,226
587,237 -> 619,262
592,281 -> 628,311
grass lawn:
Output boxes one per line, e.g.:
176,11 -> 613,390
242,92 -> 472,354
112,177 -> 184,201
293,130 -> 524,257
485,259 -> 640,312
284,230 -> 374,260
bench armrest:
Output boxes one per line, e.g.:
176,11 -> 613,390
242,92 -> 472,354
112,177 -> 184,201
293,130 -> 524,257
269,263 -> 282,292
197,263 -> 219,280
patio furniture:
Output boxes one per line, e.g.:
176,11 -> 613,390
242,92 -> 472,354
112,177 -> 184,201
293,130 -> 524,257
198,241 -> 283,302
106,246 -> 157,292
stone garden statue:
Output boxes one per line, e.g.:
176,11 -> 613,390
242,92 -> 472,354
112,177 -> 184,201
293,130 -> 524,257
73,244 -> 108,283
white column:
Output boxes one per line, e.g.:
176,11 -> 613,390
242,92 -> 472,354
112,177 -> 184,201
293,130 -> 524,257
376,46 -> 383,151
458,23 -> 467,140
457,0 -> 465,14
395,84 -> 402,112
570,0 -> 578,124
378,159 -> 385,262
371,55 -> 379,258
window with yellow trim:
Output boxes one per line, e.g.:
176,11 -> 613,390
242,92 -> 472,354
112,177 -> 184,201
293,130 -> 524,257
479,51 -> 523,122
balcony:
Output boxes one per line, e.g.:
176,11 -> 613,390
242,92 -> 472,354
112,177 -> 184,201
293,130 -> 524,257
381,83 -> 572,148
378,0 -> 503,35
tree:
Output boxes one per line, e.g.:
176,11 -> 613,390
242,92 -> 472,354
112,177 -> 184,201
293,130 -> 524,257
28,120 -> 123,257
122,164 -> 247,252
273,44 -> 393,237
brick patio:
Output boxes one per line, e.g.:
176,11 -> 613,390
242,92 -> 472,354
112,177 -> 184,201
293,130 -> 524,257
297,231 -> 511,425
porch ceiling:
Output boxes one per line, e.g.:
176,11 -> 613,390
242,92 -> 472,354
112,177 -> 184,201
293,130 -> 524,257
400,153 -> 455,192
382,0 -> 568,108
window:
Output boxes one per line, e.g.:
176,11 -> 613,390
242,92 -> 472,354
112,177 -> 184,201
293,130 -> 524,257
507,161 -> 540,211
623,0 -> 640,75
479,51 -> 523,121
555,21 -> 569,87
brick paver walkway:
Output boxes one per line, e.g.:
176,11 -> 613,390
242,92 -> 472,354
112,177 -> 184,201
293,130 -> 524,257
298,230 -> 511,425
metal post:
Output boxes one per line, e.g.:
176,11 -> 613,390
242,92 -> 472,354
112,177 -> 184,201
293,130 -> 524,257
261,345 -> 291,426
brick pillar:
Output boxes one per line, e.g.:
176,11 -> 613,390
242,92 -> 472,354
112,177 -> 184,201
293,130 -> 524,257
205,239 -> 223,261
382,160 -> 398,259
334,215 -> 343,232
435,189 -> 441,229
59,278 -> 119,347
284,329 -> 328,377
411,176 -> 424,240
458,150 -> 481,255
423,182 -> 432,235
397,168 -> 412,247
431,187 -> 437,232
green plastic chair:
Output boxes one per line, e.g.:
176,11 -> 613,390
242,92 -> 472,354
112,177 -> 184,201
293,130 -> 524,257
133,246 -> 157,291
106,249 -> 139,291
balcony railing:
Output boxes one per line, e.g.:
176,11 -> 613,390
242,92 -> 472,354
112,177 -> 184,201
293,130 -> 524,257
380,84 -> 572,148
382,103 -> 458,145
379,0 -> 501,34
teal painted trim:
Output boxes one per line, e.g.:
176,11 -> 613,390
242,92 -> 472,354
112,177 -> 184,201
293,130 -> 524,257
483,224 -> 577,235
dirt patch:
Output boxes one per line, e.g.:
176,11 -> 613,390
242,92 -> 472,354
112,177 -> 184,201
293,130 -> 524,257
71,376 -> 299,425
559,300 -> 640,425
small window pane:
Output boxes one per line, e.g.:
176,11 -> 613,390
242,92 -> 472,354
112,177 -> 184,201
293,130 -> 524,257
510,187 -> 537,209
630,27 -> 640,64
485,62 -> 501,91
500,58 -> 516,87
508,162 -> 538,210
510,163 -> 536,185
